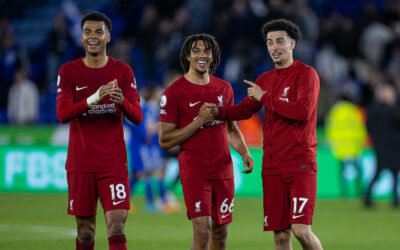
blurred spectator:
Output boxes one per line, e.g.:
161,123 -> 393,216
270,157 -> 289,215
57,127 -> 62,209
126,85 -> 177,213
0,17 -> 29,110
365,84 -> 400,208
237,114 -> 263,147
294,2 -> 319,65
325,88 -> 368,198
315,43 -> 349,90
359,17 -> 393,68
2,0 -> 400,125
46,12 -> 77,90
317,76 -> 335,124
7,67 -> 39,124
137,4 -> 159,79
184,0 -> 212,34
125,99 -> 147,213
110,37 -> 133,66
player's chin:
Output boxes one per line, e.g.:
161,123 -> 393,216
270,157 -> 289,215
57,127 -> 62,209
88,49 -> 101,54
86,46 -> 101,54
195,68 -> 208,75
271,57 -> 280,63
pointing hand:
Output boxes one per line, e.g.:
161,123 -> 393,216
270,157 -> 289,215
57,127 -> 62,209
244,79 -> 265,101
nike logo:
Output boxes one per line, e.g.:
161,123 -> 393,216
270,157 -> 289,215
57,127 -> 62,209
112,200 -> 124,206
221,213 -> 230,219
292,214 -> 304,219
76,86 -> 88,91
189,101 -> 200,107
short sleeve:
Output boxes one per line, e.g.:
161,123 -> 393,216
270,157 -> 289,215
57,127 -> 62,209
158,86 -> 179,124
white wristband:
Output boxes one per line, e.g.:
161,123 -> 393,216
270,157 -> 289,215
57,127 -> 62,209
87,88 -> 101,107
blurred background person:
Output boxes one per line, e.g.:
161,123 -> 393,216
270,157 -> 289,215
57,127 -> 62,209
125,101 -> 147,214
45,12 -> 78,91
7,67 -> 39,124
365,84 -> 400,208
325,83 -> 368,198
0,17 -> 29,116
126,85 -> 177,213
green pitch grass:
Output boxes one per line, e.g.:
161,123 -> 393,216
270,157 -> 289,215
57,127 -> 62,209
0,193 -> 399,249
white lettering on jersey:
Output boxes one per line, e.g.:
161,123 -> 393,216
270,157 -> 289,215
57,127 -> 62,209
88,103 -> 117,115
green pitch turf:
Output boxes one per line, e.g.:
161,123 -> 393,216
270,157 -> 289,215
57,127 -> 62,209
0,193 -> 399,249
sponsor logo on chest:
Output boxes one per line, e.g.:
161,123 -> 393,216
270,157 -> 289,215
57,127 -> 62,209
87,103 -> 117,115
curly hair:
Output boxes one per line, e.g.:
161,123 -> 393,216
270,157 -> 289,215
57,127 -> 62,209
261,19 -> 301,42
179,34 -> 221,75
81,11 -> 112,32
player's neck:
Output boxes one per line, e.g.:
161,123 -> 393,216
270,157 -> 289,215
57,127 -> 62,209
83,53 -> 108,68
275,57 -> 294,69
184,70 -> 210,85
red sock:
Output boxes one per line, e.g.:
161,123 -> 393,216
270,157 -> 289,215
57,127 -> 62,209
76,237 -> 94,250
108,234 -> 127,250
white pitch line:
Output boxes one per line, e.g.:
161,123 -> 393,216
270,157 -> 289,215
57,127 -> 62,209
0,224 -> 76,241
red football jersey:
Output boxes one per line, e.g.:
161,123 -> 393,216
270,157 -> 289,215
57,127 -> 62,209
219,60 -> 320,172
57,57 -> 141,172
159,75 -> 234,180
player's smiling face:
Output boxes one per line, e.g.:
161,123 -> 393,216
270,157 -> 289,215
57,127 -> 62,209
81,20 -> 110,55
266,31 -> 295,68
187,40 -> 213,75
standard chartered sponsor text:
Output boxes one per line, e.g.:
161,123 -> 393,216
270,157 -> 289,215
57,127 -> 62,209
89,103 -> 117,114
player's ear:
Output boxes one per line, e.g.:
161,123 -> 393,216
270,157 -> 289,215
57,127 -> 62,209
107,32 -> 111,43
290,39 -> 296,50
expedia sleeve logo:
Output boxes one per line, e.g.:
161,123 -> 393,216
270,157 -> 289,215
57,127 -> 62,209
88,103 -> 117,114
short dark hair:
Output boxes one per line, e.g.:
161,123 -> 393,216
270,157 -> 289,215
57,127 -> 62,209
81,11 -> 112,32
179,34 -> 221,75
261,19 -> 301,42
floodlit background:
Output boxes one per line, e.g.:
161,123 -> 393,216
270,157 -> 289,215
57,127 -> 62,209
0,0 -> 399,249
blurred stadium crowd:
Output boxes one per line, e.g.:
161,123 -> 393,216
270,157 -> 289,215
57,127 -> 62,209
0,0 -> 399,125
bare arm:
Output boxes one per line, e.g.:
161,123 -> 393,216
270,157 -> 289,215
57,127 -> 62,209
226,120 -> 254,174
158,105 -> 214,150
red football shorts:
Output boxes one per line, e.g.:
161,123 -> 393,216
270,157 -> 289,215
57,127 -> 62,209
181,179 -> 235,225
262,163 -> 317,231
67,169 -> 130,216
